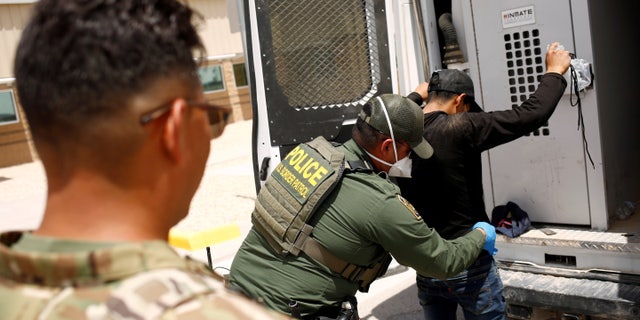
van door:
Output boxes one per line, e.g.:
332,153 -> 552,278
242,0 -> 398,190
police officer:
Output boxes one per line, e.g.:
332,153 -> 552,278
0,1 -> 287,319
229,94 -> 497,319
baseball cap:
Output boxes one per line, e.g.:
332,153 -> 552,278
358,94 -> 433,159
428,69 -> 483,112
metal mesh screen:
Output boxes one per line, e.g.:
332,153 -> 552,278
267,0 -> 379,108
503,28 -> 549,136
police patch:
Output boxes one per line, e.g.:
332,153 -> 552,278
397,195 -> 421,220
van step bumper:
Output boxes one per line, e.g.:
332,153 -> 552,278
499,267 -> 640,319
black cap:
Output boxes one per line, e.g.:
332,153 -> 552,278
428,69 -> 482,112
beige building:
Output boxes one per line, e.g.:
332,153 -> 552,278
0,0 -> 250,168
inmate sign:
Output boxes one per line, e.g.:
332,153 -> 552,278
272,143 -> 335,204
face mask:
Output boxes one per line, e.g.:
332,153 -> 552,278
364,97 -> 413,178
365,150 -> 413,178
389,154 -> 413,178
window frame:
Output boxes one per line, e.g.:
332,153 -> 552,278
198,64 -> 226,93
232,62 -> 249,88
0,89 -> 20,126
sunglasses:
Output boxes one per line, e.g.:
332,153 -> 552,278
139,100 -> 231,139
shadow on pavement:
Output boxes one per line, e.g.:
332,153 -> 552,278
366,285 -> 422,320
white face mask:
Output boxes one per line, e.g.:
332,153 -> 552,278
365,150 -> 413,178
364,97 -> 413,178
389,154 -> 413,178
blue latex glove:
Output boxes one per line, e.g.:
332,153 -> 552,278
473,222 -> 498,256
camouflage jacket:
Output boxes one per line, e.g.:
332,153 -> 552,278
0,231 -> 289,319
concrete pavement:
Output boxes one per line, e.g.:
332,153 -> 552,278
0,119 -> 455,319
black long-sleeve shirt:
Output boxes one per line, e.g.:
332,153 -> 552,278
397,73 -> 567,239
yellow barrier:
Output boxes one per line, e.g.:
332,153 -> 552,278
168,223 -> 242,269
168,223 -> 241,251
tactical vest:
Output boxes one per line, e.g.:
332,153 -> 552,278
252,136 -> 392,292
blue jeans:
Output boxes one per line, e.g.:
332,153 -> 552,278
417,253 -> 505,320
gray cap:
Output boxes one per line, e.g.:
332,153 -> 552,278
428,69 -> 483,112
359,94 -> 433,159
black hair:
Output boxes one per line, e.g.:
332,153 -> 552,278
14,0 -> 205,146
425,90 -> 473,110
425,90 -> 457,104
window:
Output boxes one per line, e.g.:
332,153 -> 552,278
0,90 -> 19,126
198,65 -> 225,92
233,63 -> 248,87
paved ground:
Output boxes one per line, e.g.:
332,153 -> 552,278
0,119 -> 463,319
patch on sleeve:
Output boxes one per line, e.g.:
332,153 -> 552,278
397,195 -> 422,221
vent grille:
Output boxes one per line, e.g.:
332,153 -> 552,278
503,29 -> 549,136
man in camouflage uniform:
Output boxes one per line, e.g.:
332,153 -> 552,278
0,1 -> 287,319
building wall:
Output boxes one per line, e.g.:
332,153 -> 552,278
191,0 -> 252,121
190,0 -> 245,57
0,4 -> 31,78
0,82 -> 33,167
0,0 -> 251,168
203,56 -> 252,122
0,4 -> 35,167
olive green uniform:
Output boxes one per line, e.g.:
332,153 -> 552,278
0,232 -> 288,320
229,139 -> 485,317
